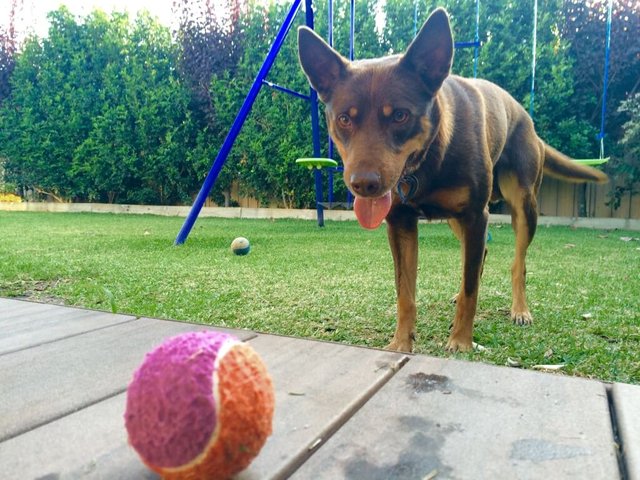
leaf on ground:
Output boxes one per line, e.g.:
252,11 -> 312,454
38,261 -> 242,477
532,364 -> 566,371
544,348 -> 553,359
423,469 -> 439,480
102,287 -> 117,314
472,342 -> 487,352
507,357 -> 521,368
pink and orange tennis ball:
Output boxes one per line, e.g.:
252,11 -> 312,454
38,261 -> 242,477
125,331 -> 275,479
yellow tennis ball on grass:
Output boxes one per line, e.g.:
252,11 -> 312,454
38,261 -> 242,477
125,331 -> 274,479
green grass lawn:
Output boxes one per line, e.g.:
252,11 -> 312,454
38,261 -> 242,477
1,211 -> 638,384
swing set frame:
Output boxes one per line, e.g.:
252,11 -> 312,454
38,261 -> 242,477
175,0 -> 613,245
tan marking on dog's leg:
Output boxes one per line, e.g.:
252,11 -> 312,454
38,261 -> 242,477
446,213 -> 488,352
448,218 -> 488,305
386,218 -> 419,353
510,211 -> 532,324
448,218 -> 465,243
448,292 -> 478,352
499,173 -> 537,325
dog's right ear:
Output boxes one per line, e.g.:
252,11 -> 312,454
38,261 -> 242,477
298,26 -> 348,102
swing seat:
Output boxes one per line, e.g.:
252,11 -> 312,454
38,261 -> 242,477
296,158 -> 338,169
573,157 -> 609,166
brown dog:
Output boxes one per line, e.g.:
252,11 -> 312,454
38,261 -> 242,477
298,8 -> 608,352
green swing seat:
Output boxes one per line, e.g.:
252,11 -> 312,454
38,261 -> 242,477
573,158 -> 609,166
295,158 -> 338,169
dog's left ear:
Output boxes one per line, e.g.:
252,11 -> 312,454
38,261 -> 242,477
400,8 -> 454,94
298,26 -> 348,102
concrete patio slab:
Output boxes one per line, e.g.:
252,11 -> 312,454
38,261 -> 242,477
292,354 -> 620,479
0,298 -> 135,354
0,393 -> 156,480
239,335 -> 408,479
0,299 -> 636,479
0,317 -> 254,442
612,382 -> 640,479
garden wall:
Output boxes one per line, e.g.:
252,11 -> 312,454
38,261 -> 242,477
1,201 -> 639,231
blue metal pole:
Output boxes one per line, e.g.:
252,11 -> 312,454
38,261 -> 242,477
350,0 -> 355,61
529,0 -> 538,118
597,0 -> 613,143
345,0 -> 355,208
347,0 -> 356,205
328,168 -> 334,204
262,80 -> 310,101
473,0 -> 480,78
327,0 -> 334,162
455,41 -> 481,48
328,0 -> 333,47
305,0 -> 325,226
175,0 -> 303,245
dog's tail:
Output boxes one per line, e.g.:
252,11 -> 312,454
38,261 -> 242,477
543,144 -> 608,184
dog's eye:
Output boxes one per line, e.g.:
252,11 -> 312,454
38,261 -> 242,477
392,110 -> 409,124
337,114 -> 352,128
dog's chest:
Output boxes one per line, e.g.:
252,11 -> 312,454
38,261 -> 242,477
403,149 -> 491,219
417,185 -> 471,218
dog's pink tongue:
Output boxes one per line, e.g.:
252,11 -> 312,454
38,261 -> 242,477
354,192 -> 392,230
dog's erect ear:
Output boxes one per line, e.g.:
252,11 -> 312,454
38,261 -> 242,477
298,26 -> 348,102
400,8 -> 453,94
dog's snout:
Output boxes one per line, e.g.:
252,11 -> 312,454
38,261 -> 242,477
350,172 -> 382,197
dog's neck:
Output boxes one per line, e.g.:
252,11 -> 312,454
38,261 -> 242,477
398,92 -> 453,202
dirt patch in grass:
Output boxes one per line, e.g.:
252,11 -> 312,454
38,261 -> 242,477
9,280 -> 68,305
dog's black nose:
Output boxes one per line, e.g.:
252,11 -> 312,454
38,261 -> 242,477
350,172 -> 382,197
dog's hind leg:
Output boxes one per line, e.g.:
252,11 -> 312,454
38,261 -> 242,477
386,209 -> 419,353
498,173 -> 538,325
446,209 -> 489,352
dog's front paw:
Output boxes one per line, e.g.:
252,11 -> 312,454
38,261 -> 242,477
511,310 -> 533,326
385,338 -> 414,353
445,335 -> 473,353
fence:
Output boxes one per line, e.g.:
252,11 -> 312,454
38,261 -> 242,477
226,177 -> 640,221
537,178 -> 639,219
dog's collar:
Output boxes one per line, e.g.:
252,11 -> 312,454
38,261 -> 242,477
396,175 -> 419,204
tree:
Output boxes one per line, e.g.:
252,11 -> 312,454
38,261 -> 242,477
0,8 -> 193,204
0,0 -> 21,104
560,0 -> 639,213
0,0 -> 635,211
172,0 -> 247,205
608,93 -> 640,209
561,0 -> 640,134
173,0 -> 245,129
0,7 -> 89,200
72,12 -> 194,204
209,1 -> 315,208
